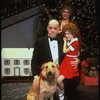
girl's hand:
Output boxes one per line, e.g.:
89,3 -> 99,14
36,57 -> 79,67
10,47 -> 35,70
63,37 -> 67,42
70,58 -> 80,66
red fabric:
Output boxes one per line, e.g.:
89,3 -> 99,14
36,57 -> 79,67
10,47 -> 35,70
80,73 -> 99,86
59,56 -> 79,78
59,39 -> 79,78
67,40 -> 79,55
81,60 -> 88,67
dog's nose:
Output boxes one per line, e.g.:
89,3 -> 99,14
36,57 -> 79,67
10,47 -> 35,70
48,71 -> 52,75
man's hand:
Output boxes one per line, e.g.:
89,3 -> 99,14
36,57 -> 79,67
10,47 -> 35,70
70,58 -> 80,66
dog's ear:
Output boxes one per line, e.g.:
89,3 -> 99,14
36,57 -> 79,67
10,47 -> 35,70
41,63 -> 46,70
41,65 -> 44,70
41,63 -> 46,77
53,61 -> 59,68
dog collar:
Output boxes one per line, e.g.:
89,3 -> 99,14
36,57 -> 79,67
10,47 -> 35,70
40,73 -> 46,80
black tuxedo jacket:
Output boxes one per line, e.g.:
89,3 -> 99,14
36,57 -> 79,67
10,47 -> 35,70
31,34 -> 65,76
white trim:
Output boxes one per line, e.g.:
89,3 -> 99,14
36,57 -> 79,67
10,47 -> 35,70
67,38 -> 78,46
69,45 -> 75,51
66,55 -> 78,57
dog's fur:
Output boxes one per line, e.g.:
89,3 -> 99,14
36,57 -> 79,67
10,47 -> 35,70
27,62 -> 59,100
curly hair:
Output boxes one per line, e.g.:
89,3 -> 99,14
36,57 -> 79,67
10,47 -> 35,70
59,4 -> 74,17
62,23 -> 79,38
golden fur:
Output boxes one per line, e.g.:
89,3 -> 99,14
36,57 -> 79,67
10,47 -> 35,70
27,62 -> 59,100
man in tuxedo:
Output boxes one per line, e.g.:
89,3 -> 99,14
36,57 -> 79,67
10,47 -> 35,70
31,19 -> 80,100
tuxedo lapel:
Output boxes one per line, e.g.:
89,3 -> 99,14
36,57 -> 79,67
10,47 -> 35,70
43,36 -> 52,60
41,35 -> 64,63
58,39 -> 62,59
57,35 -> 64,64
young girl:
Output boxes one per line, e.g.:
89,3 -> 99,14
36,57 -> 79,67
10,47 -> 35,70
57,23 -> 80,100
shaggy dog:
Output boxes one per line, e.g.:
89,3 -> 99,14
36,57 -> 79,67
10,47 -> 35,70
27,62 -> 59,100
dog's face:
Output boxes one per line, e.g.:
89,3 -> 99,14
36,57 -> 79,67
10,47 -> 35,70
41,62 -> 59,82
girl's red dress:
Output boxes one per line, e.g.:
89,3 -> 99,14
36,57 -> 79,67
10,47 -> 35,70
59,38 -> 80,79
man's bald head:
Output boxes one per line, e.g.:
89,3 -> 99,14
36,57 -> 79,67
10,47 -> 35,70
48,19 -> 59,27
47,19 -> 59,38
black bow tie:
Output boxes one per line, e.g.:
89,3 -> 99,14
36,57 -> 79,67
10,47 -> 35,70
49,37 -> 57,41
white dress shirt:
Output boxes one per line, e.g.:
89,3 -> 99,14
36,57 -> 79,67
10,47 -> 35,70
48,38 -> 59,64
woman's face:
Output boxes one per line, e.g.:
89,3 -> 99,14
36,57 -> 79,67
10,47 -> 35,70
64,31 -> 73,41
62,9 -> 70,20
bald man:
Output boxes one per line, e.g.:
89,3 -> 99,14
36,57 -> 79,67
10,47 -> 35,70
31,19 -> 80,100
31,19 -> 65,77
